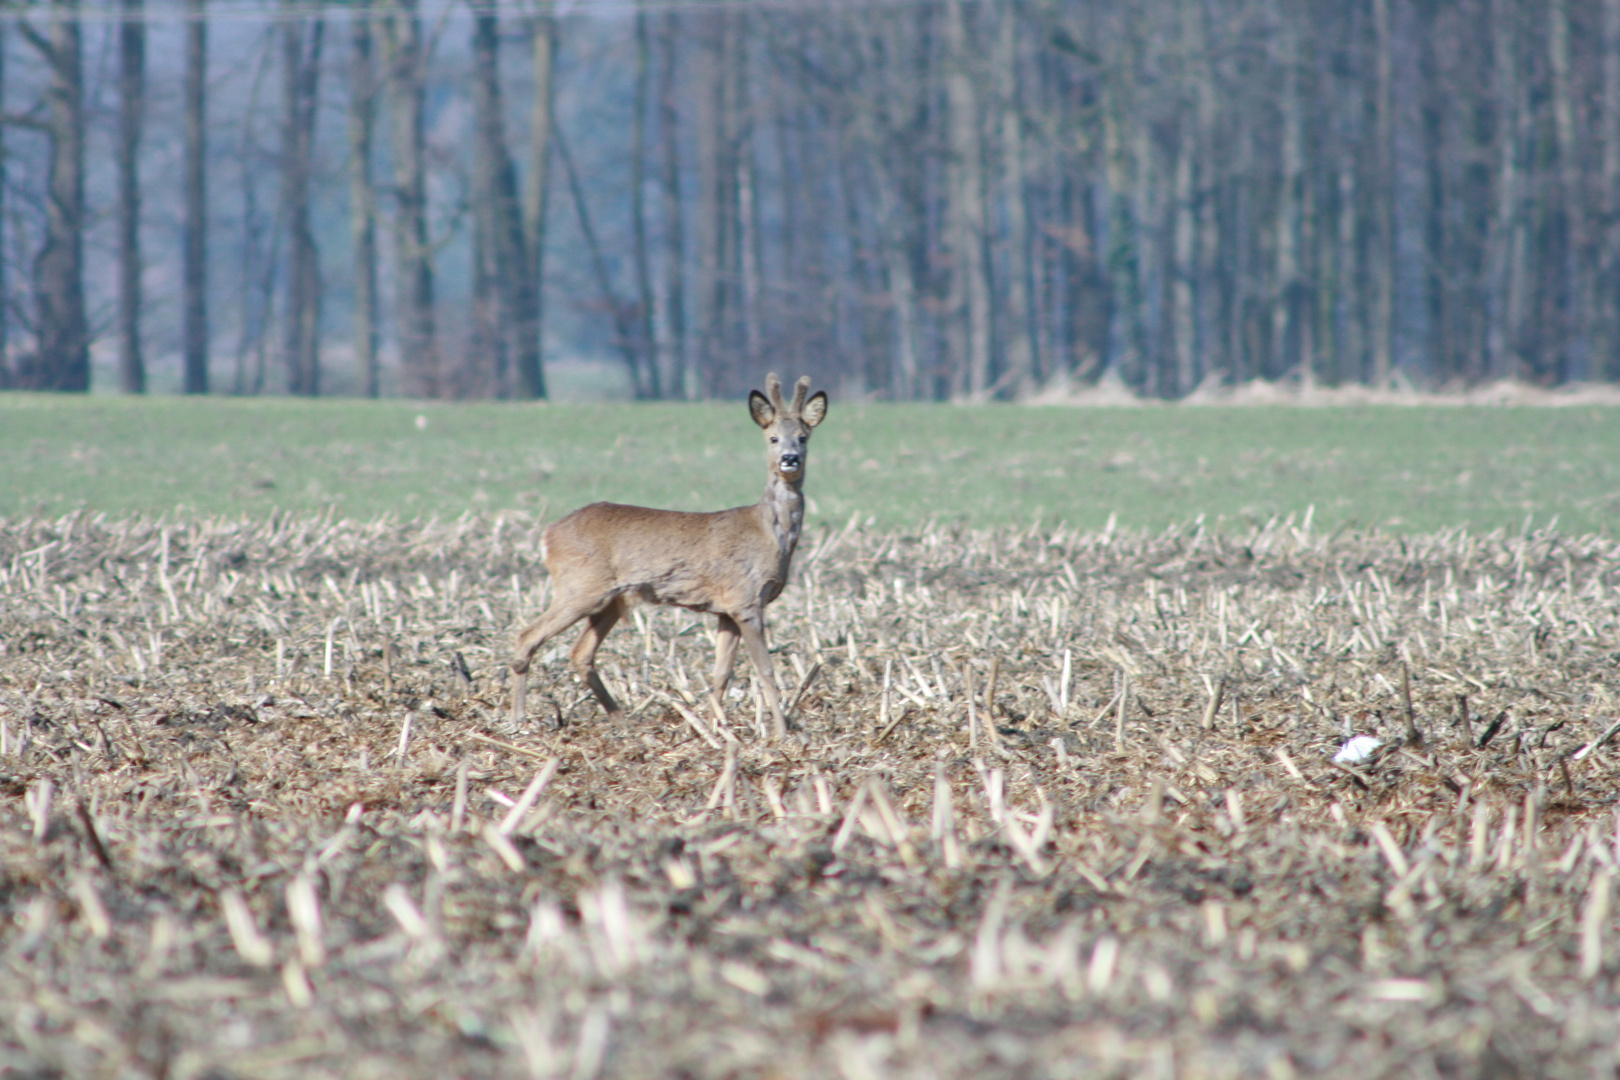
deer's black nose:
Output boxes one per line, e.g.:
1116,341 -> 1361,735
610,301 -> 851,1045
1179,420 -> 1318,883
781,453 -> 801,471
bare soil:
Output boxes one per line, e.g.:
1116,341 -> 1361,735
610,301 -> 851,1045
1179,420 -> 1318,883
2,511 -> 1619,1078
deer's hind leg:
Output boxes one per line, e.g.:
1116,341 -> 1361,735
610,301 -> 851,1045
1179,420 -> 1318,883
570,597 -> 628,720
707,614 -> 744,729
513,592 -> 607,675
512,592 -> 610,723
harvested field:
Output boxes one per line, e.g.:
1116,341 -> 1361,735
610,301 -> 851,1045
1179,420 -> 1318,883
2,510 -> 1620,1078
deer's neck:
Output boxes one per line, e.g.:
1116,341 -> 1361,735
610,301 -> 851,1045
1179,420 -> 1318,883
761,474 -> 806,560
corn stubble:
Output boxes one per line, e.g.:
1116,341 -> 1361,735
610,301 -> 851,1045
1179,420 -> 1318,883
2,510 -> 1620,1077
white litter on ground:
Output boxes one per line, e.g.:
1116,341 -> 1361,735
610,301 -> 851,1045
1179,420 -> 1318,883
1333,736 -> 1384,764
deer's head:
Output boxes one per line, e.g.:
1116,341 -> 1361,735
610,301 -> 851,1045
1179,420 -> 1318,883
750,374 -> 828,486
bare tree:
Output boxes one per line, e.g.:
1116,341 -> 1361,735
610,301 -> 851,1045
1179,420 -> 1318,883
692,10 -> 729,397
1270,1 -> 1305,385
865,10 -> 928,400
1368,0 -> 1394,386
0,23 -> 10,387
732,12 -> 761,374
1102,65 -> 1142,388
471,2 -> 543,399
520,4 -> 556,401
630,8 -> 660,398
279,0 -> 323,396
1603,0 -> 1620,381
1386,0 -> 1428,380
1326,4 -> 1363,387
183,0 -> 208,393
995,3 -> 1035,397
349,5 -> 380,397
117,0 -> 145,393
0,0 -> 1615,404
943,0 -> 991,399
378,0 -> 437,397
1548,0 -> 1588,381
1167,0 -> 1212,395
16,0 -> 88,391
657,11 -> 689,398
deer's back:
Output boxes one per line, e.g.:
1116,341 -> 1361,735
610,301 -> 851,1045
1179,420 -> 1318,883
541,501 -> 779,614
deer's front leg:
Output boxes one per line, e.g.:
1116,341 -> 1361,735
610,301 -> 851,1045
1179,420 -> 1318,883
571,599 -> 626,720
735,614 -> 788,741
708,615 -> 744,728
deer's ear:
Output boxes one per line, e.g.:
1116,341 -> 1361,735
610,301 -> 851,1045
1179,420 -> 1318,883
749,390 -> 775,429
802,390 -> 828,428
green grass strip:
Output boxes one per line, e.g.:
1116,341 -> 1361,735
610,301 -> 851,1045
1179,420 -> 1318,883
2,393 -> 1617,533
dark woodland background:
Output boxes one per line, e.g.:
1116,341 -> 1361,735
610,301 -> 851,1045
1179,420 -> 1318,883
2,0 -> 1618,401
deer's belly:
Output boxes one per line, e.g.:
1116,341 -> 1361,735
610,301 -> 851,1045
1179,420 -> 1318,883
621,564 -> 777,615
626,582 -> 716,614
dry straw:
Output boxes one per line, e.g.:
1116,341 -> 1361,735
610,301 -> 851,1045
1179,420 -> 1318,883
2,509 -> 1620,1076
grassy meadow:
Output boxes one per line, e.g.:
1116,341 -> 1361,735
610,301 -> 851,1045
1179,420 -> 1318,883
2,392 -> 1618,531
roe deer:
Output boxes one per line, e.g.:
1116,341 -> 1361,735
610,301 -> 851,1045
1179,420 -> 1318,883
511,373 -> 828,740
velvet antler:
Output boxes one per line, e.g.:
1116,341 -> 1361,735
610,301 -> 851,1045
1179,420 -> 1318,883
789,376 -> 810,416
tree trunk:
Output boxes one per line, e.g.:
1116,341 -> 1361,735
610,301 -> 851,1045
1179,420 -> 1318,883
1192,5 -> 1220,387
1603,0 -> 1620,381
1299,146 -> 1318,388
1103,77 -> 1141,387
1548,0 -> 1588,381
470,11 -> 505,398
117,0 -> 145,393
280,3 -> 323,397
1335,145 -> 1361,384
943,0 -> 991,399
1389,0 -> 1428,380
860,12 -> 924,400
231,31 -> 279,397
24,0 -> 88,392
521,7 -> 554,400
1132,116 -> 1162,395
692,14 -> 724,398
0,25 -> 7,386
866,95 -> 920,402
470,186 -> 499,398
1271,4 -> 1303,383
996,5 -> 1034,398
1483,0 -> 1525,382
349,7 -> 380,398
834,127 -> 879,397
1370,0 -> 1393,386
657,13 -> 689,399
379,0 -> 437,397
1171,130 -> 1197,396
631,10 -> 660,398
729,13 -> 762,379
713,11 -> 742,394
472,4 -> 542,400
183,0 -> 208,393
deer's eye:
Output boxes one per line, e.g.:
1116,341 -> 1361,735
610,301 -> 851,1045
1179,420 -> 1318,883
770,436 -> 779,443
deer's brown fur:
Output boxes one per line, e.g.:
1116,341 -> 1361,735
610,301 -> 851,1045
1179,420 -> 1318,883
511,373 -> 828,740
